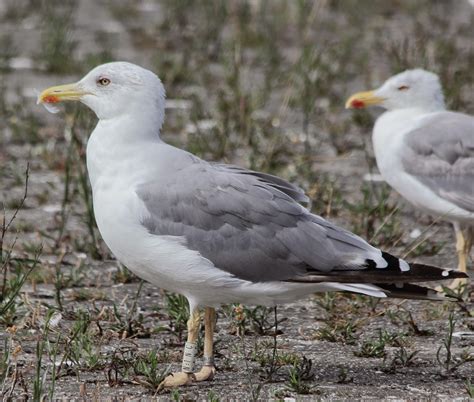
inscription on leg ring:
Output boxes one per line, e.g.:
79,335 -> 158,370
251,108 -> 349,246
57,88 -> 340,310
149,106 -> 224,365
182,342 -> 197,373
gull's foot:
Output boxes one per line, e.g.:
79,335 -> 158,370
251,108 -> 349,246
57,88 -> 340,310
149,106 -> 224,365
158,367 -> 216,390
194,366 -> 216,382
158,372 -> 194,390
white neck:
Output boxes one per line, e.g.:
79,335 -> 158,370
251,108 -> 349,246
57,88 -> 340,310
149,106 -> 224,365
387,103 -> 445,113
375,107 -> 428,131
98,110 -> 162,144
372,107 -> 431,180
86,111 -> 162,190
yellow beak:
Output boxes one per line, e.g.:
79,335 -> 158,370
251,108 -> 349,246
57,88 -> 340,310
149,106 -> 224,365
37,83 -> 88,105
345,90 -> 385,109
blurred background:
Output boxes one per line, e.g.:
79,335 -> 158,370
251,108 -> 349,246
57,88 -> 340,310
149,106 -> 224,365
0,0 -> 473,399
2,0 -> 473,258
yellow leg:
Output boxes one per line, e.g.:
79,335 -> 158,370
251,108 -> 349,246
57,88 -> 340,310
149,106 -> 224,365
194,307 -> 216,382
455,226 -> 467,274
158,308 -> 201,389
158,307 -> 217,390
465,227 -> 473,271
448,224 -> 470,289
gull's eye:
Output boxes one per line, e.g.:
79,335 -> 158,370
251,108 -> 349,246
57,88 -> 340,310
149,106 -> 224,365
397,85 -> 409,91
97,77 -> 111,86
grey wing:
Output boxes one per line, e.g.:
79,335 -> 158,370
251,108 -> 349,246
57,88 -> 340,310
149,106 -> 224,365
210,163 -> 310,206
137,160 -> 386,283
401,111 -> 474,212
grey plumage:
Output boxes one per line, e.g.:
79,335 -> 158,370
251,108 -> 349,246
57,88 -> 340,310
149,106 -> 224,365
137,148 -> 386,283
401,111 -> 474,212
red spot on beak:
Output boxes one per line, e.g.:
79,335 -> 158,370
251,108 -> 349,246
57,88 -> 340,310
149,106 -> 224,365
43,95 -> 59,103
351,99 -> 365,109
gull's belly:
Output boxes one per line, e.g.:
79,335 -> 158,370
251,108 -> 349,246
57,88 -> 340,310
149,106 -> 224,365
92,187 -> 173,284
382,167 -> 473,222
91,183 -> 243,301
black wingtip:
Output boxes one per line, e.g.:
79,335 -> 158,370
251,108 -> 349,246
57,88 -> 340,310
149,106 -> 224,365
376,283 -> 446,301
409,263 -> 469,280
381,251 -> 403,270
381,251 -> 469,282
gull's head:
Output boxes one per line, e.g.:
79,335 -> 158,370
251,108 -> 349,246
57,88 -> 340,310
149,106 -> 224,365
38,62 -> 166,121
346,69 -> 445,112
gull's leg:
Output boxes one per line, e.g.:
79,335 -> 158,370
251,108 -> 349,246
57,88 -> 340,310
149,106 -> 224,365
455,223 -> 467,274
159,308 -> 201,389
465,226 -> 473,271
194,307 -> 216,382
448,222 -> 469,289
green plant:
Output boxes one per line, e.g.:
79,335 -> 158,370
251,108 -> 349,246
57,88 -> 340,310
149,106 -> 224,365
245,307 -> 281,382
0,165 -> 42,324
37,0 -> 78,74
436,314 -> 474,373
285,357 -> 314,395
170,388 -> 181,401
68,311 -> 104,371
0,332 -> 12,391
386,307 -> 432,336
344,183 -> 402,248
289,44 -> 327,154
391,346 -> 418,368
133,350 -> 171,390
306,174 -> 343,219
33,310 -> 61,400
465,378 -> 474,398
113,265 -> 138,284
406,237 -> 445,258
356,330 -> 404,358
336,366 -> 353,384
4,89 -> 43,144
207,389 -> 220,402
440,282 -> 470,302
0,254 -> 40,325
315,320 -> 357,344
244,305 -> 285,336
164,292 -> 189,341
105,345 -> 143,387
250,340 -> 280,367
111,282 -> 148,338
314,292 -> 337,316
437,313 -> 455,372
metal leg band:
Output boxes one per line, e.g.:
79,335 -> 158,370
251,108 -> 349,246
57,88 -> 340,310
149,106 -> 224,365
202,356 -> 214,367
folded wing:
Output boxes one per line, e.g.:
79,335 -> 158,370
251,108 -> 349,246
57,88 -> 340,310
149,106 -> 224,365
401,111 -> 474,212
137,159 -> 400,283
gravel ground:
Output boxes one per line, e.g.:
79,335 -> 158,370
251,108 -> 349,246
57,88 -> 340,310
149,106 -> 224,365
1,0 -> 473,400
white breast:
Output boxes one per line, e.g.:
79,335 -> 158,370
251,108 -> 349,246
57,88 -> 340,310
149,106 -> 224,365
372,109 -> 420,185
